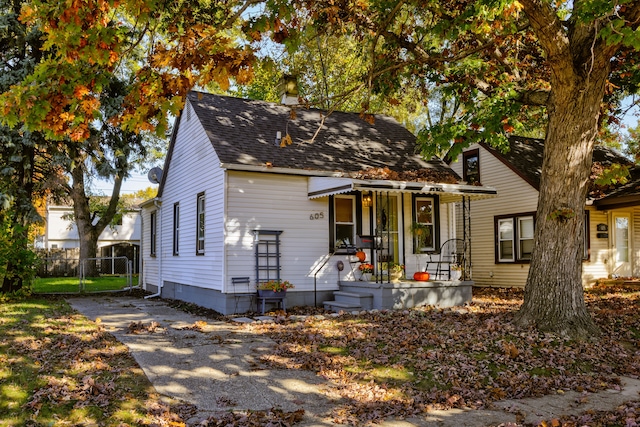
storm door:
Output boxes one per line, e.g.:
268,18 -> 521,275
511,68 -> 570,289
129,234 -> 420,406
375,193 -> 400,265
613,213 -> 631,277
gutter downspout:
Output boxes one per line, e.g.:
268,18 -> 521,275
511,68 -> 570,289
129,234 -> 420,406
145,198 -> 163,299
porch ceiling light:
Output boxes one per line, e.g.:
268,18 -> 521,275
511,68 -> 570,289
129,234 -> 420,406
362,192 -> 373,207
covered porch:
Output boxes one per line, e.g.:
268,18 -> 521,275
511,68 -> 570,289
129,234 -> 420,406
309,176 -> 497,311
309,176 -> 497,279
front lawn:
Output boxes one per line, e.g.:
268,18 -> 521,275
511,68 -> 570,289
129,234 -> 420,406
33,275 -> 136,293
248,286 -> 640,425
0,296 -> 194,426
2,286 -> 640,426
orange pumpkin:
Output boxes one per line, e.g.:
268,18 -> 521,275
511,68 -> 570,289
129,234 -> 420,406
355,251 -> 366,262
413,271 -> 430,281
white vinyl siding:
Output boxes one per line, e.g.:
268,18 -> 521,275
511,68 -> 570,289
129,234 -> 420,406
140,202 -> 159,290
159,100 -> 225,291
43,205 -> 141,250
226,171 -> 330,292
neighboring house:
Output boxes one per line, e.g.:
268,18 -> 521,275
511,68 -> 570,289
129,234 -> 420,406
38,202 -> 141,273
140,92 -> 497,315
449,137 -> 640,287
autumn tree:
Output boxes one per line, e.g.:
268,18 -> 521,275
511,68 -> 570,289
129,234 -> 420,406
4,0 -> 640,337
0,0 -> 67,292
254,0 -> 640,337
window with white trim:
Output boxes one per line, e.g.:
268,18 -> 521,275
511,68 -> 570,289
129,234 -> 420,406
497,218 -> 515,262
414,197 -> 435,252
173,203 -> 180,256
196,193 -> 205,255
334,195 -> 355,251
496,211 -> 590,263
496,213 -> 534,263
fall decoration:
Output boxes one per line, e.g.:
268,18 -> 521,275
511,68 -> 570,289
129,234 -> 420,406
257,280 -> 294,292
413,271 -> 430,281
358,263 -> 374,274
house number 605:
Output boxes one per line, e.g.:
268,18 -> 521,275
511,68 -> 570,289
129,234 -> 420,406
309,212 -> 325,220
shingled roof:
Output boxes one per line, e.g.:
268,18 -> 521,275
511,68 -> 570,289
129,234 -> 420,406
481,136 -> 639,207
185,91 -> 458,180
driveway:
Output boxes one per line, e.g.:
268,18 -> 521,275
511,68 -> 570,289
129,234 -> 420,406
67,294 -> 640,427
67,295 -> 340,426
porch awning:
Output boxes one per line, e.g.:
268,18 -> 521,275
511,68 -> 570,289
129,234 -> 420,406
308,177 -> 355,198
308,176 -> 497,202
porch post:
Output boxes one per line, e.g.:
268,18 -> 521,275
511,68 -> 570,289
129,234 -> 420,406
462,196 -> 472,280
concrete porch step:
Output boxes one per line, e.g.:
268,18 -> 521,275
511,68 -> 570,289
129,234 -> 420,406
333,291 -> 373,307
323,300 -> 362,312
323,290 -> 374,312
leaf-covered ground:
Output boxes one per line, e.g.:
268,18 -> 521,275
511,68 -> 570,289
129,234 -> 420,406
3,287 -> 640,426
246,286 -> 640,425
0,295 -> 300,427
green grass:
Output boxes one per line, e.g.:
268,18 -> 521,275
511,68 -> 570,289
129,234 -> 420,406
0,295 -> 190,426
33,275 -> 137,294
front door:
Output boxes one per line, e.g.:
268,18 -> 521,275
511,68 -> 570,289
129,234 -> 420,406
613,213 -> 631,277
375,194 -> 400,264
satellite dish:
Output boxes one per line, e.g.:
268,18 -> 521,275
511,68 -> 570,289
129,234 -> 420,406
148,167 -> 163,184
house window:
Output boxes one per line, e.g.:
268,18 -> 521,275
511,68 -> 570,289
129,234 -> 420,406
173,203 -> 180,255
495,212 -> 535,262
150,211 -> 157,257
517,216 -> 534,260
334,196 -> 355,251
196,193 -> 205,255
496,211 -> 590,263
413,197 -> 435,252
463,149 -> 480,184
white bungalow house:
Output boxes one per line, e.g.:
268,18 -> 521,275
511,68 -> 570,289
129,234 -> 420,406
140,92 -> 497,315
448,136 -> 640,287
38,202 -> 141,274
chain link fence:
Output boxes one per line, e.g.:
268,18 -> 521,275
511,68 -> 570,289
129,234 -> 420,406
34,256 -> 137,294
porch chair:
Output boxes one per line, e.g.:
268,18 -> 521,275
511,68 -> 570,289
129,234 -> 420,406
231,277 -> 255,315
426,238 -> 466,280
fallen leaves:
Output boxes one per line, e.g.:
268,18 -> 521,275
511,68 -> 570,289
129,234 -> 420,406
247,286 -> 640,424
176,320 -> 208,332
198,407 -> 305,426
127,320 -> 162,334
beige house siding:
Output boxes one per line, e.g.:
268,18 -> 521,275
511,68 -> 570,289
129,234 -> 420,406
583,208 -> 610,285
450,143 -> 538,287
451,143 -> 638,287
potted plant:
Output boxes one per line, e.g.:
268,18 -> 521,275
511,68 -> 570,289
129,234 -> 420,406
257,280 -> 294,296
410,222 -> 431,248
358,263 -> 374,281
450,263 -> 463,281
389,262 -> 405,282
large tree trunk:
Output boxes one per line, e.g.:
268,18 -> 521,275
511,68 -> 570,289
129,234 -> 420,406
69,154 -> 123,278
514,56 -> 610,339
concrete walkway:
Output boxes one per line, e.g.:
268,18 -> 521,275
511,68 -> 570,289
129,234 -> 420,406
67,295 -> 640,426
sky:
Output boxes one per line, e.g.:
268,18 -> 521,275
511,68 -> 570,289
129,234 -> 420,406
92,171 -> 158,195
